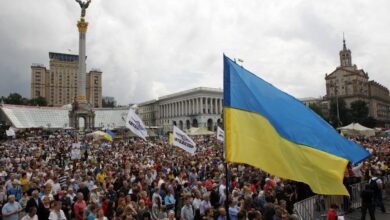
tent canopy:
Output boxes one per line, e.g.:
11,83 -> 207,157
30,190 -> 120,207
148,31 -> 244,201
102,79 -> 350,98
338,123 -> 375,137
185,127 -> 215,136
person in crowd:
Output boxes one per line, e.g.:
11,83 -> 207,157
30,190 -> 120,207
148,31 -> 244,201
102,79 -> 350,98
37,195 -> 51,220
25,190 -> 41,213
2,195 -> 22,220
327,204 -> 338,220
73,192 -> 87,220
369,172 -> 386,213
181,195 -> 194,220
360,184 -> 376,220
48,200 -> 67,220
21,207 -> 38,220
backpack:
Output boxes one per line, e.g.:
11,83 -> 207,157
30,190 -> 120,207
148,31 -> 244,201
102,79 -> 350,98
369,177 -> 380,194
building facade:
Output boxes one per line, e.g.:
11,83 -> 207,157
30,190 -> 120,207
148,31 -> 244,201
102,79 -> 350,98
31,52 -> 102,107
324,39 -> 390,125
138,87 -> 223,134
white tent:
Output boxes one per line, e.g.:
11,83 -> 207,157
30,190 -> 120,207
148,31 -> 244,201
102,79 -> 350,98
337,123 -> 375,137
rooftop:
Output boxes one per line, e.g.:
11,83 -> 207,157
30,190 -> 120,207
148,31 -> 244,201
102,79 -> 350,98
159,87 -> 222,101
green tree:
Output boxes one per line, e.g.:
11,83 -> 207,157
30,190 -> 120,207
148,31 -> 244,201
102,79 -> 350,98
308,103 -> 325,119
102,99 -> 115,108
350,100 -> 369,124
30,96 -> 48,106
362,117 -> 377,128
5,93 -> 24,105
329,97 -> 350,127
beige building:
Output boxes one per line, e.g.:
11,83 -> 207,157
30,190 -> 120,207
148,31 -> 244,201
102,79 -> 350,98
31,52 -> 102,107
324,39 -> 390,124
138,87 -> 223,134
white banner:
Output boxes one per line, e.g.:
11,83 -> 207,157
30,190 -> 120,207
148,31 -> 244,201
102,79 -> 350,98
5,128 -> 15,137
217,126 -> 224,142
71,143 -> 81,160
125,109 -> 148,140
172,126 -> 196,154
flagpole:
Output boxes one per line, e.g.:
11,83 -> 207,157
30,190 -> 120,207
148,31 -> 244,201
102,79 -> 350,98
222,108 -> 230,220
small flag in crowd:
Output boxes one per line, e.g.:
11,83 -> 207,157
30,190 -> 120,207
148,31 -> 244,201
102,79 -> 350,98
104,129 -> 115,142
217,126 -> 224,142
223,55 -> 370,195
125,108 -> 148,140
172,126 -> 197,154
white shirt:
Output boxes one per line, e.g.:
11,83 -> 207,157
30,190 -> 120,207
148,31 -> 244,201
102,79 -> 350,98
21,215 -> 38,220
48,209 -> 67,220
352,163 -> 363,177
192,198 -> 201,210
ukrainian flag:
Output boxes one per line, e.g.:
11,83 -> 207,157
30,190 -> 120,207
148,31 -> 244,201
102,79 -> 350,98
223,55 -> 370,195
104,129 -> 116,142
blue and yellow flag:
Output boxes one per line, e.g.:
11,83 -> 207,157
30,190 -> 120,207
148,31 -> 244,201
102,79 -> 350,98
223,55 -> 370,195
104,129 -> 115,142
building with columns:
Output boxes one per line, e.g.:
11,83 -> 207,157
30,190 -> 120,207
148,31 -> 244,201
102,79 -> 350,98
324,38 -> 390,126
138,87 -> 223,134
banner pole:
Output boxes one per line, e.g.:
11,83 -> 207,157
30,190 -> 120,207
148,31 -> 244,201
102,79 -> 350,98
222,107 -> 230,220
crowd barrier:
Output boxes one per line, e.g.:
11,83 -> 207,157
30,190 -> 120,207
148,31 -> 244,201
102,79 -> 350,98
293,174 -> 390,220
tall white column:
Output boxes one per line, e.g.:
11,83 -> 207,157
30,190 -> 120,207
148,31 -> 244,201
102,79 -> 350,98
200,97 -> 203,114
173,102 -> 176,117
213,98 -> 216,114
196,98 -> 200,114
219,99 -> 223,114
181,101 -> 184,116
187,100 -> 189,115
184,100 -> 188,116
205,98 -> 209,114
191,99 -> 194,114
77,18 -> 88,104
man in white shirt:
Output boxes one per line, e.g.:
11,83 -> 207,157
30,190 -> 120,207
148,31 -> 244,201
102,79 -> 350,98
48,201 -> 67,220
21,206 -> 38,220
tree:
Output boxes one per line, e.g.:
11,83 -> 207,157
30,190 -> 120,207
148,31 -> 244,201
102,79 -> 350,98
30,96 -> 48,106
5,93 -> 25,105
308,103 -> 325,119
349,100 -> 369,124
362,117 -> 377,128
102,98 -> 115,108
329,97 -> 350,127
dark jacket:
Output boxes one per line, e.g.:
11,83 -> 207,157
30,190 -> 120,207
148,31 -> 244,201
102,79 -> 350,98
25,197 -> 41,213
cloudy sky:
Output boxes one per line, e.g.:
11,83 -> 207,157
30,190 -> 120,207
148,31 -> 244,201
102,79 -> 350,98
1,0 -> 390,105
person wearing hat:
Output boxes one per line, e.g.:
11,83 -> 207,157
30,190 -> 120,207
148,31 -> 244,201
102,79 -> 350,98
89,185 -> 99,204
7,180 -> 22,202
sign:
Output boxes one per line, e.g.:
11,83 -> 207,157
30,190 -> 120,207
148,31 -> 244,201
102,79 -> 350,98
71,143 -> 81,160
172,126 -> 196,154
125,109 -> 148,140
217,126 -> 224,142
5,128 -> 15,137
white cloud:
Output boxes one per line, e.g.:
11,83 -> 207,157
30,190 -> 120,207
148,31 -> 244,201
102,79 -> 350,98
0,0 -> 389,105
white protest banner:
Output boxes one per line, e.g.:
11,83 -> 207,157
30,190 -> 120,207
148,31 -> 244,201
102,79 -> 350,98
5,128 -> 15,137
71,143 -> 81,160
172,126 -> 197,154
125,109 -> 148,140
217,126 -> 224,142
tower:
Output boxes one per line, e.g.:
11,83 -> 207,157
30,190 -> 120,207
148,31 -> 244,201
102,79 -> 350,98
339,35 -> 352,67
69,0 -> 95,131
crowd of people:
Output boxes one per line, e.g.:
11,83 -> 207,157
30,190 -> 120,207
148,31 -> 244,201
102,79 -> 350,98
0,129 -> 388,220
